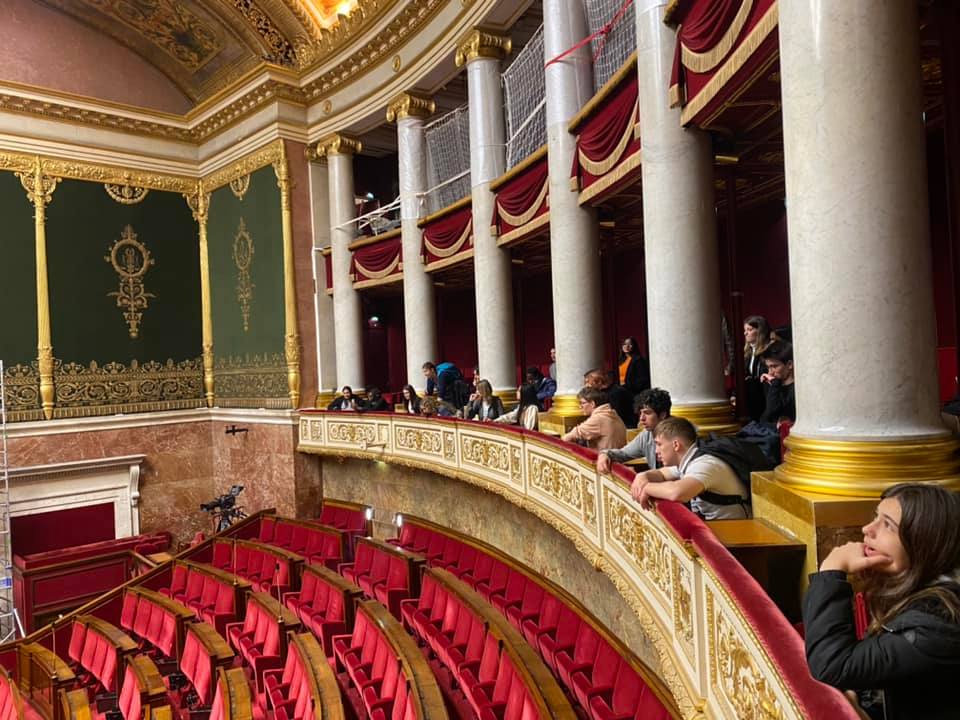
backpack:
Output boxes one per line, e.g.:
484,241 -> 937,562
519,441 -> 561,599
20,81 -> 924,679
692,433 -> 776,506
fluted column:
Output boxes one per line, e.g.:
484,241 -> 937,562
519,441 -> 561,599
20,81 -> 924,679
306,155 -> 338,407
457,30 -> 517,397
387,93 -> 439,386
636,0 -> 734,433
314,134 -> 365,391
775,0 -> 959,494
543,0 -> 604,415
185,183 -> 215,408
275,142 -> 301,409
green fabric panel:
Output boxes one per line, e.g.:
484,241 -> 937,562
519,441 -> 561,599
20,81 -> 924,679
0,170 -> 38,367
45,179 -> 202,364
207,165 -> 285,357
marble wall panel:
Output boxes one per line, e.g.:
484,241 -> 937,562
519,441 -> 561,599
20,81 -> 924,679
320,456 -> 662,675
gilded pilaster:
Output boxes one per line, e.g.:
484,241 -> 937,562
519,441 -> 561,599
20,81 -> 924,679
274,141 -> 301,409
16,158 -> 61,420
385,93 -> 436,122
185,184 -> 215,408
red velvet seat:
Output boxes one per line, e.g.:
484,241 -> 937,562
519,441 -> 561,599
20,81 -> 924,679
117,663 -> 141,720
570,644 -> 621,710
538,606 -> 581,670
555,623 -> 602,688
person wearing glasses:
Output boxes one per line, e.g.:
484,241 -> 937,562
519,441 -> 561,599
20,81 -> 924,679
560,387 -> 626,450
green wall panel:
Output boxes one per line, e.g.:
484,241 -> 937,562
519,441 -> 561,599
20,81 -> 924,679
207,165 -> 287,406
0,170 -> 41,419
44,179 -> 203,416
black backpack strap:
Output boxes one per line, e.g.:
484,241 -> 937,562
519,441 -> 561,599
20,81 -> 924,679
698,490 -> 748,506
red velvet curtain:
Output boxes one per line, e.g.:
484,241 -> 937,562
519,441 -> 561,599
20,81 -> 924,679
497,157 -> 548,219
422,204 -> 472,263
575,78 -> 638,168
351,235 -> 402,279
670,0 -> 749,105
324,252 -> 333,291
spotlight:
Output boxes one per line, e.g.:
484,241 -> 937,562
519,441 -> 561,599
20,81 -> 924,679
364,506 -> 374,521
393,513 -> 404,528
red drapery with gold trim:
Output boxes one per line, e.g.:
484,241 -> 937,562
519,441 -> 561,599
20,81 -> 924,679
570,74 -> 641,204
421,204 -> 473,266
351,235 -> 403,283
323,251 -> 333,292
668,0 -> 776,123
492,155 -> 549,243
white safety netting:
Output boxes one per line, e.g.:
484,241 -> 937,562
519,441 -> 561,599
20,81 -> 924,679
503,25 -> 546,169
424,106 -> 471,214
585,0 -> 636,92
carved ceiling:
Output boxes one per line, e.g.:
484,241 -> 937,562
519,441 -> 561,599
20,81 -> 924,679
34,0 -> 364,103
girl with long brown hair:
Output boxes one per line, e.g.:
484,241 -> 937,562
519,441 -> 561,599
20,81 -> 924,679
803,483 -> 960,719
742,315 -> 772,420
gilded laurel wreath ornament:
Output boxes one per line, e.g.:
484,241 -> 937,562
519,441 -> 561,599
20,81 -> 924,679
229,174 -> 251,200
104,183 -> 150,204
233,217 -> 255,331
104,225 -> 155,339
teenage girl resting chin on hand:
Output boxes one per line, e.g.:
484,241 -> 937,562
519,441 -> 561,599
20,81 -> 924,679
802,483 -> 960,720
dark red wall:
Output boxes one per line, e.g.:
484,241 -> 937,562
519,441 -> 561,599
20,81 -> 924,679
729,200 -> 792,331
361,292 -> 406,393
514,270 -> 554,381
436,285 -> 478,374
12,503 -> 115,556
603,244 -> 649,372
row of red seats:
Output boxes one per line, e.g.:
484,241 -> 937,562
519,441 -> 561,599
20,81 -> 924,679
161,561 -> 247,635
283,563 -> 362,655
211,539 -> 301,594
391,520 -> 673,720
178,622 -> 234,710
67,616 -> 134,694
318,500 -> 372,556
341,538 -> 424,617
264,632 -> 331,720
13,531 -> 172,570
120,588 -> 195,660
333,601 -> 440,720
226,592 -> 300,693
258,516 -> 345,569
403,570 -> 568,720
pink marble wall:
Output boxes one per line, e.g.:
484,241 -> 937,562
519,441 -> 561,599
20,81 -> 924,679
287,139 -> 320,407
1,0 -> 191,113
7,415 -> 321,546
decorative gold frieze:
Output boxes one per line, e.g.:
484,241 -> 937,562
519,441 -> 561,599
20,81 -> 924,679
203,141 -> 284,192
233,218 -> 255,332
461,436 -> 511,473
312,134 -> 362,158
329,421 -> 377,445
104,183 -> 149,204
53,357 -> 204,418
385,93 -> 435,123
396,427 -> 443,455
228,0 -> 297,66
2,362 -> 42,422
104,225 -> 155,339
43,157 -> 195,193
214,353 -> 290,409
529,453 -> 582,512
455,29 -> 512,67
672,557 -> 695,660
603,492 -> 672,601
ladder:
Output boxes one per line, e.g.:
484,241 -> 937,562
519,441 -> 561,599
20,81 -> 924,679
0,362 -> 22,641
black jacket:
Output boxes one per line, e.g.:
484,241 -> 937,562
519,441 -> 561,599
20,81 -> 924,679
619,354 -> 650,396
759,380 -> 795,424
466,397 -> 504,421
803,571 -> 960,720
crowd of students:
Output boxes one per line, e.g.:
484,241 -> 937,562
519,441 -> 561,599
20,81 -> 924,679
323,323 -> 960,718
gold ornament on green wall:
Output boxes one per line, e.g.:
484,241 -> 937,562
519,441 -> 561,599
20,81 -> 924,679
229,174 -> 251,200
104,183 -> 150,204
104,225 -> 155,339
233,217 -> 255,332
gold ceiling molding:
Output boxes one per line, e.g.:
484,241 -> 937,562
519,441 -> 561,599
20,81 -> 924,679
229,0 -> 299,66
385,92 -> 436,123
202,139 -> 284,191
454,29 -> 512,67
0,150 -> 194,193
190,78 -> 306,140
310,133 -> 362,158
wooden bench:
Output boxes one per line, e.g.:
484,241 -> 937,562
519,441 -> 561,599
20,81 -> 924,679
258,516 -> 347,569
118,655 -> 167,720
209,667 -> 252,720
17,642 -> 75,720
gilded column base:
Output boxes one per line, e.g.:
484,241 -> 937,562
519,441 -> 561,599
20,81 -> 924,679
752,471 -> 879,586
775,433 -> 960,496
671,400 -> 738,435
540,394 -> 586,435
315,390 -> 338,408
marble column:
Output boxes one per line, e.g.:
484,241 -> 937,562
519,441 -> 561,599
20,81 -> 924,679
543,0 -> 604,420
635,0 -> 734,434
386,93 -> 439,387
457,30 -> 517,398
313,134 -> 365,392
307,157 -> 338,406
774,0 -> 959,494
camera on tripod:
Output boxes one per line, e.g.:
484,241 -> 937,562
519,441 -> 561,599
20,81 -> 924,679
200,484 -> 246,532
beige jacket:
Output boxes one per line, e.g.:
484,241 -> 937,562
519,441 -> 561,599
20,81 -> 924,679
562,403 -> 627,450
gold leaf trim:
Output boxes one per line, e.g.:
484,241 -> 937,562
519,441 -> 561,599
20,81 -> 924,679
104,225 -> 155,339
354,255 -> 401,280
576,99 -> 638,177
423,218 -> 473,258
230,174 -> 251,200
214,353 -> 291,408
496,177 -> 549,228
104,184 -> 149,204
204,140 -> 284,192
233,218 -> 255,332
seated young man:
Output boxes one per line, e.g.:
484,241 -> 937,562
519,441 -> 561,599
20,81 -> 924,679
630,416 -> 750,519
561,387 -> 626,451
526,367 -> 557,410
758,341 -> 795,426
327,385 -> 359,411
596,388 -> 671,473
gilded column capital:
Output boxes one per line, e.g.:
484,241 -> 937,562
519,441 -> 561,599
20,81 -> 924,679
312,134 -> 363,158
455,29 -> 512,67
385,92 -> 436,123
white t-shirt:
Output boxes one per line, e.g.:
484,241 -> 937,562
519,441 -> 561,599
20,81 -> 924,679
662,444 -> 750,520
